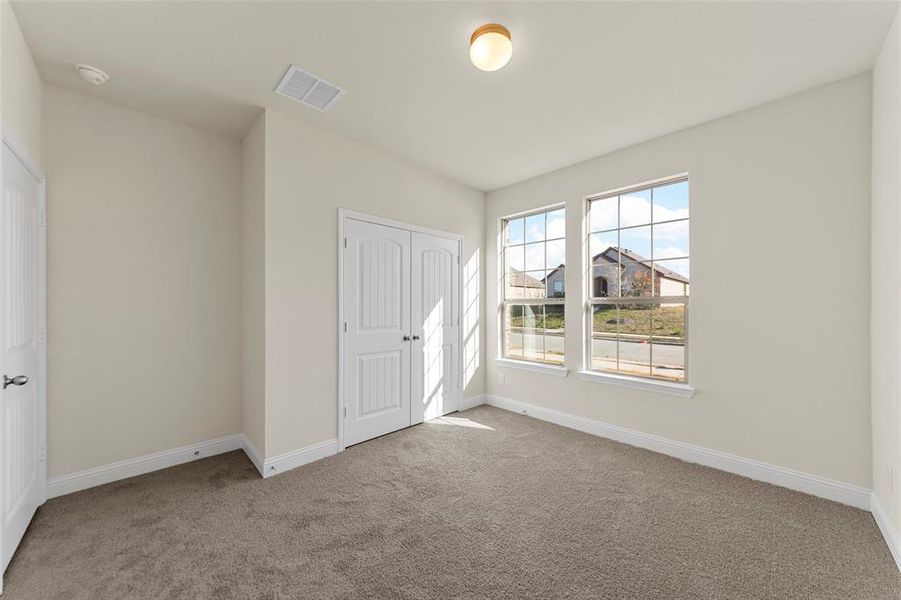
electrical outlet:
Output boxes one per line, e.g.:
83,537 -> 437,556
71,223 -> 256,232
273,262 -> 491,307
498,372 -> 505,385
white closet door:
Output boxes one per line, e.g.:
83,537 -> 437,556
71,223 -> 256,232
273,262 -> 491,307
1,142 -> 45,574
411,232 -> 460,423
343,219 -> 412,446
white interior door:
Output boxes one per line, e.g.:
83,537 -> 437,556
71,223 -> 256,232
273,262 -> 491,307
343,219 -> 412,446
411,232 -> 460,423
1,140 -> 46,574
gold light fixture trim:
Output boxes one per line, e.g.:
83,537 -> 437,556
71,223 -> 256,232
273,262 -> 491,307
470,23 -> 511,45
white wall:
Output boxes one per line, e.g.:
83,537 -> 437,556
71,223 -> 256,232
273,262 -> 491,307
44,86 -> 243,478
872,5 -> 901,532
262,109 -> 485,458
242,111 -> 266,456
1,0 -> 43,164
486,74 -> 873,488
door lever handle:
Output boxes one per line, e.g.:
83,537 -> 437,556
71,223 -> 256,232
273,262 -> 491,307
402,335 -> 411,341
411,335 -> 421,341
3,375 -> 28,389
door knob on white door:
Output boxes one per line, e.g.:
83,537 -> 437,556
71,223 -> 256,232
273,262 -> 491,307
3,374 -> 28,389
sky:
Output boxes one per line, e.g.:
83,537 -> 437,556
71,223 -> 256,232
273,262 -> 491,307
505,180 -> 690,279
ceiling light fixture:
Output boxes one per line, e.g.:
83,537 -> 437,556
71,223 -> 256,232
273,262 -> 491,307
470,23 -> 512,72
74,64 -> 110,85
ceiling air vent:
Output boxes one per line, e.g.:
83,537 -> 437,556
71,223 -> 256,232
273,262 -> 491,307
275,65 -> 344,112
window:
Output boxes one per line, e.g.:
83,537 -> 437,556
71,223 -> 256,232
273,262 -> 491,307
586,178 -> 689,382
501,206 -> 566,366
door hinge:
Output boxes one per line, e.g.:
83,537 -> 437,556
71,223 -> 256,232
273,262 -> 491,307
38,328 -> 47,344
344,237 -> 347,249
38,445 -> 46,462
343,322 -> 347,333
38,211 -> 46,228
343,406 -> 347,419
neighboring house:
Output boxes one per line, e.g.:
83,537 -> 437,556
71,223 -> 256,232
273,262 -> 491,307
544,246 -> 689,298
506,269 -> 546,299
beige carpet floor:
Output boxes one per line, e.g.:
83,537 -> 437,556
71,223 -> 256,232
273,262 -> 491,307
4,405 -> 900,599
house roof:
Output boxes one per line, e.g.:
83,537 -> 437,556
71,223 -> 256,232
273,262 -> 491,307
507,269 -> 545,289
541,247 -> 689,284
596,247 -> 689,283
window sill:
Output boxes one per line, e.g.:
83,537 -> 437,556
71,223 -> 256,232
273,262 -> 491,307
495,358 -> 569,377
576,370 -> 695,398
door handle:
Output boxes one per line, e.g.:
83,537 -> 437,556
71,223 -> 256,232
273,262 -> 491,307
402,335 -> 411,341
411,335 -> 421,341
3,375 -> 28,389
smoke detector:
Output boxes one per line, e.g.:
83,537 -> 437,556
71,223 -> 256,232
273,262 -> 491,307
274,65 -> 344,111
74,64 -> 109,85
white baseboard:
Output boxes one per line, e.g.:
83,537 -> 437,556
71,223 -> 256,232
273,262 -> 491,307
484,394 -> 871,510
47,433 -> 245,498
871,493 -> 901,573
241,435 -> 265,477
458,394 -> 487,411
261,439 -> 338,478
47,433 -> 340,496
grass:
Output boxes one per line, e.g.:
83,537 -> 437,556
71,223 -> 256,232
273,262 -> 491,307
508,309 -> 564,330
509,305 -> 685,338
593,305 -> 684,338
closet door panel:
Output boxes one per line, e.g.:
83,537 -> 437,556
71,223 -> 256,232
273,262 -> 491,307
411,232 -> 460,423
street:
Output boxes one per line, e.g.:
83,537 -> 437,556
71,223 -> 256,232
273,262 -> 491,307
508,330 -> 684,380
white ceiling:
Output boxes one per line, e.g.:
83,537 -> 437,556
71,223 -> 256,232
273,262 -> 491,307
13,1 -> 899,191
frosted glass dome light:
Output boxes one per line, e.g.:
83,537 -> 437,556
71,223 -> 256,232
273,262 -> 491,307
470,24 -> 512,72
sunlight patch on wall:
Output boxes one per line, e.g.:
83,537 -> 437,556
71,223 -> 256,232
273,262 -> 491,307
463,250 -> 480,389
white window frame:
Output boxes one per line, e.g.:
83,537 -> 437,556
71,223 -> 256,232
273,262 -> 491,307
497,203 -> 568,375
580,175 -> 694,396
